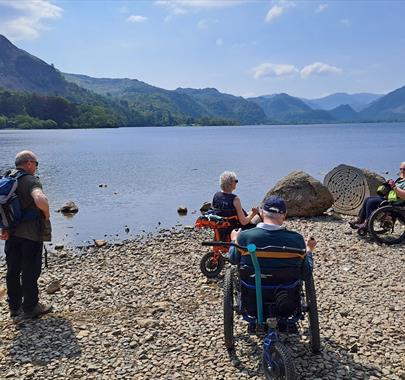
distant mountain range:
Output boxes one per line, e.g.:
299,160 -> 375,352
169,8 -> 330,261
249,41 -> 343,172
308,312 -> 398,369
0,34 -> 405,129
302,92 -> 383,111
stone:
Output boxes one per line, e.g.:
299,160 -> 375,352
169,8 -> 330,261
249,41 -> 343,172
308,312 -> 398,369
264,171 -> 333,217
136,319 -> 158,328
199,201 -> 212,213
324,164 -> 385,215
59,201 -> 79,214
94,240 -> 108,248
46,280 -> 61,294
177,206 -> 188,215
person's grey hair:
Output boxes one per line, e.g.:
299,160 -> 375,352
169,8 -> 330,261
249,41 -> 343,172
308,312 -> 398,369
219,171 -> 237,191
15,150 -> 35,167
262,209 -> 279,219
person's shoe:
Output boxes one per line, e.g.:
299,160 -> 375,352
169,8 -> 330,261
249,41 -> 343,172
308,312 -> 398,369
247,322 -> 256,335
9,307 -> 22,318
354,220 -> 368,229
349,218 -> 364,229
23,303 -> 53,319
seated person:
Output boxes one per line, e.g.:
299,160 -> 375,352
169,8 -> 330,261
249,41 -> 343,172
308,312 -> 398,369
212,171 -> 258,229
350,161 -> 405,229
229,196 -> 316,331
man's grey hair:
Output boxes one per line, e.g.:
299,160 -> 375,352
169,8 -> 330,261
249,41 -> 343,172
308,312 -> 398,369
15,150 -> 36,167
219,171 -> 237,191
262,209 -> 279,219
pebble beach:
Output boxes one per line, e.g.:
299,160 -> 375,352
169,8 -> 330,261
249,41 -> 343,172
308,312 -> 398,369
0,214 -> 404,379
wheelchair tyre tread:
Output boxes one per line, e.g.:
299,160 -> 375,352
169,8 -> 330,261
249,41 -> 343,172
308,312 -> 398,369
262,342 -> 296,380
224,268 -> 234,350
200,251 -> 224,278
305,275 -> 321,354
368,206 -> 405,245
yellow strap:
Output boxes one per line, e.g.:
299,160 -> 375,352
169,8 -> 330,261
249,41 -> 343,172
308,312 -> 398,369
238,249 -> 306,260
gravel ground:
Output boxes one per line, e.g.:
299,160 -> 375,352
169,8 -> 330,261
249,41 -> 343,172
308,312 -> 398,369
0,214 -> 404,379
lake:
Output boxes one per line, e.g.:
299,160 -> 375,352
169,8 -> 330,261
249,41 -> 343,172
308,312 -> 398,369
0,123 -> 404,247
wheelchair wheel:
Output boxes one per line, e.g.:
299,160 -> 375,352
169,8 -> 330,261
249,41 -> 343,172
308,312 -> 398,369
368,206 -> 405,245
223,267 -> 234,350
200,251 -> 224,278
262,342 -> 296,380
305,275 -> 321,354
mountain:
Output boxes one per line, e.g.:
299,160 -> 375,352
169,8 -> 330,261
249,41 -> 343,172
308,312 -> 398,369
64,73 -> 266,124
303,92 -> 383,111
175,87 -> 265,124
248,93 -> 335,123
360,85 -> 405,121
328,104 -> 360,122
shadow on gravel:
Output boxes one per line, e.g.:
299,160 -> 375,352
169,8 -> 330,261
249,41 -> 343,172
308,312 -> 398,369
10,316 -> 81,365
227,333 -> 380,380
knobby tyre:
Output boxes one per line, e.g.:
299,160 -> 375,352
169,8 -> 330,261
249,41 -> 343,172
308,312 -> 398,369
305,274 -> 321,353
223,267 -> 234,350
368,206 -> 405,245
199,251 -> 224,278
262,342 -> 296,380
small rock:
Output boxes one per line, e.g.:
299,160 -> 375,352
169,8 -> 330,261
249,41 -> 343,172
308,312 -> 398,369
59,201 -> 79,214
94,240 -> 108,248
55,244 -> 64,250
200,201 -> 212,213
46,280 -> 61,294
177,206 -> 188,215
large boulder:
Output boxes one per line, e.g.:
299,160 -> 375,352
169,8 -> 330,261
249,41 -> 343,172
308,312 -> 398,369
264,171 -> 333,217
324,164 -> 385,215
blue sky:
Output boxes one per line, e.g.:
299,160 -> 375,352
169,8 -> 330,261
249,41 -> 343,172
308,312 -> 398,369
0,0 -> 404,98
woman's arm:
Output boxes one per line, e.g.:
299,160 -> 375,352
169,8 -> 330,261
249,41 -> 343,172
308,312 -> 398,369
233,196 -> 257,225
393,185 -> 405,200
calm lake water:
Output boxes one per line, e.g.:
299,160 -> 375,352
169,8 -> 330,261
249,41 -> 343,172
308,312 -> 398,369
0,123 -> 404,247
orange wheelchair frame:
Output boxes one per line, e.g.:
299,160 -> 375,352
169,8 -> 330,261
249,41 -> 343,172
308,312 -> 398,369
195,214 -> 239,278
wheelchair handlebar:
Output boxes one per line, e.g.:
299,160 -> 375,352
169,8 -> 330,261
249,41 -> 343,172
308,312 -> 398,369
201,241 -> 306,254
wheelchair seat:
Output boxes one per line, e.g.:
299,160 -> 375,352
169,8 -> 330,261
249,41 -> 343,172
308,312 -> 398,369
239,264 -> 302,319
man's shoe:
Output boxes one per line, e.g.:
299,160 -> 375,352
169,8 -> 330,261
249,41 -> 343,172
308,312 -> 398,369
349,218 -> 364,229
247,323 -> 256,335
10,307 -> 22,318
23,303 -> 52,319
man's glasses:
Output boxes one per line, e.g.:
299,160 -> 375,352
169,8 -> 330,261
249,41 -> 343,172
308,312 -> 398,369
400,168 -> 405,171
234,179 -> 239,183
27,160 -> 38,167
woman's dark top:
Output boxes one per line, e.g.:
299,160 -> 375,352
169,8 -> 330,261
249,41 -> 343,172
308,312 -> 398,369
212,192 -> 237,217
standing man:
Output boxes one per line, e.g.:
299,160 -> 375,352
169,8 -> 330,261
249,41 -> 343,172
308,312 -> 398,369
0,150 -> 52,318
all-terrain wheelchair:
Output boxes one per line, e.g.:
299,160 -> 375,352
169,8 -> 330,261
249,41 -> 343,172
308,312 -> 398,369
202,241 -> 320,380
357,200 -> 405,245
195,213 -> 239,278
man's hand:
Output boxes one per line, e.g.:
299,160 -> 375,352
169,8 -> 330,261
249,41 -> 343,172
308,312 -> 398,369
251,207 -> 259,215
388,179 -> 396,189
231,228 -> 242,241
306,236 -> 317,252
0,229 -> 9,241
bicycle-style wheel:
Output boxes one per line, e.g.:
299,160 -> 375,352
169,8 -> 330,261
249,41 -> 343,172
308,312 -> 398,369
369,206 -> 405,245
223,267 -> 234,350
200,251 -> 224,278
262,342 -> 296,380
305,275 -> 321,354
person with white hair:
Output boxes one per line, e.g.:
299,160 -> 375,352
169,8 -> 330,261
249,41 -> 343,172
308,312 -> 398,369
212,171 -> 258,227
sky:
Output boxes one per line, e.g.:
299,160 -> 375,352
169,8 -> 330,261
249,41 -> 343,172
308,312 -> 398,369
0,0 -> 404,99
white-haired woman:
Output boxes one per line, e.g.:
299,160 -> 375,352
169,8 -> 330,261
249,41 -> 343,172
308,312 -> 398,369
212,171 -> 258,227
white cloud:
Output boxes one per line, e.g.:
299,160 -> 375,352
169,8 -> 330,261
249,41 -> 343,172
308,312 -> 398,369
315,4 -> 328,13
0,0 -> 63,40
265,1 -> 296,23
197,18 -> 218,29
216,38 -> 223,46
265,5 -> 284,23
157,0 -> 245,9
300,62 -> 342,78
157,0 -> 245,20
127,15 -> 148,23
252,63 -> 298,79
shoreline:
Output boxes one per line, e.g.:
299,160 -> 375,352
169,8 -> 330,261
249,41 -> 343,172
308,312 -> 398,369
0,215 -> 404,379
1,120 -> 405,132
